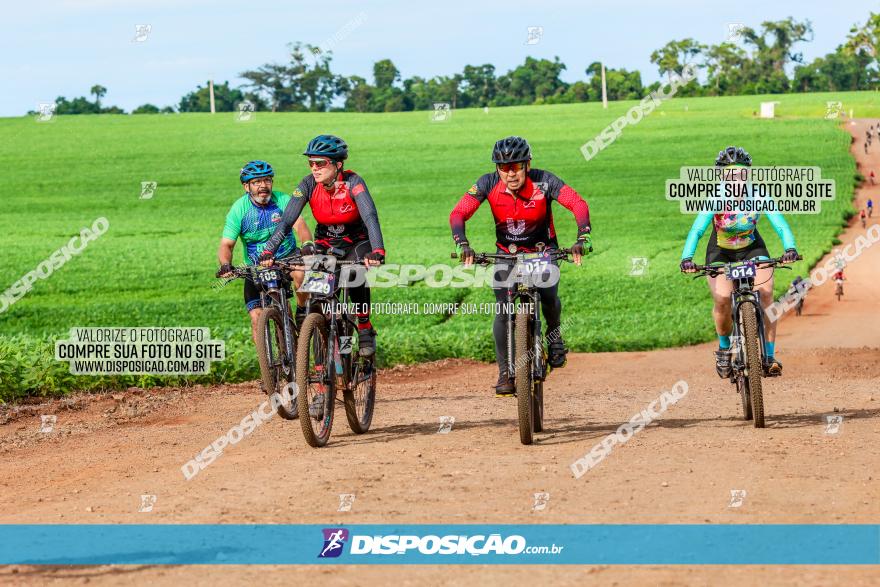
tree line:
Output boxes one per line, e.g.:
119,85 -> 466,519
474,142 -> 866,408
33,13 -> 879,115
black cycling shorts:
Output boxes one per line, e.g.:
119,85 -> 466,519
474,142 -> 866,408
705,230 -> 770,265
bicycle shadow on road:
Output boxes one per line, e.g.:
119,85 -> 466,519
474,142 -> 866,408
533,415 -> 726,446
328,407 -> 880,448
333,414 -> 700,448
526,406 -> 880,445
330,417 -> 525,447
761,407 -> 880,429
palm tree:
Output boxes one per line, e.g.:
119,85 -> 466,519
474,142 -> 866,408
90,85 -> 107,110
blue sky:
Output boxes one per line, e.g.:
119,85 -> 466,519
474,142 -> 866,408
1,0 -> 875,116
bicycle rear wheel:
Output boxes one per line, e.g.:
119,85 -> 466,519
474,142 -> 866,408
514,306 -> 535,445
296,313 -> 335,447
343,349 -> 376,434
533,381 -> 544,433
739,302 -> 765,428
255,306 -> 297,420
736,374 -> 753,421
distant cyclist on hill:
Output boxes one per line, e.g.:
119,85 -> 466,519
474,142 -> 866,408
679,146 -> 800,377
449,136 -> 592,396
833,267 -> 846,300
788,275 -> 806,316
216,160 -> 312,343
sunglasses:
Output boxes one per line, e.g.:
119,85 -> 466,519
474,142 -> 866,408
248,177 -> 273,186
497,162 -> 526,174
308,158 -> 333,169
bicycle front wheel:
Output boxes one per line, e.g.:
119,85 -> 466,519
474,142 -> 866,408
296,313 -> 335,447
739,302 -> 765,428
255,306 -> 298,420
343,348 -> 376,434
515,306 -> 536,445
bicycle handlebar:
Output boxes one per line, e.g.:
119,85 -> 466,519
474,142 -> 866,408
451,247 -> 577,265
687,255 -> 802,278
219,255 -> 364,281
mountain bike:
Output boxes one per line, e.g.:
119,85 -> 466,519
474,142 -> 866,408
223,258 -> 302,420
690,256 -> 797,428
295,252 -> 378,447
786,283 -> 805,316
835,280 -> 844,301
453,244 -> 580,445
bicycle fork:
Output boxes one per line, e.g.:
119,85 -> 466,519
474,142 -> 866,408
279,298 -> 295,371
529,291 -> 544,382
505,288 -> 516,381
504,289 -> 544,383
731,293 -> 768,375
263,289 -> 295,373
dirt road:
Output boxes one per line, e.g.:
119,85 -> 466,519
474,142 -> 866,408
1,122 -> 878,586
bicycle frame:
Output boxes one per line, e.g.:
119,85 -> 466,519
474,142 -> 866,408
504,284 -> 544,383
303,256 -> 361,390
223,262 -> 299,371
257,269 -> 297,367
728,274 -> 767,377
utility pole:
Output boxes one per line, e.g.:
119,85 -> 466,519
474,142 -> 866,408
209,80 -> 216,114
601,63 -> 608,109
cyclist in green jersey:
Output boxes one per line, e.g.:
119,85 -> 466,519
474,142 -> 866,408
216,161 -> 312,343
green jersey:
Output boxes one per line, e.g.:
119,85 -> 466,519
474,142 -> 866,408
222,191 -> 298,265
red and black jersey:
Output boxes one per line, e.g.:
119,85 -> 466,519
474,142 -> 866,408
264,170 -> 385,255
449,169 -> 590,252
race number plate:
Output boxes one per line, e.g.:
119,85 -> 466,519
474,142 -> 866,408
515,252 -> 551,277
727,262 -> 757,280
254,268 -> 280,285
298,271 -> 335,294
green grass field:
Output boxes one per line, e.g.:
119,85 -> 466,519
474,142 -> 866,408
1,91 -> 878,401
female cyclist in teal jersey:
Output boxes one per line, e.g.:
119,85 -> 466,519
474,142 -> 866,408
679,146 -> 800,377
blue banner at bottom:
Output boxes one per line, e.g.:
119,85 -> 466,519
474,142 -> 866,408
1,525 -> 878,565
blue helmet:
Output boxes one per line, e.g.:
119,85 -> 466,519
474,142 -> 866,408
303,135 -> 348,160
240,160 -> 275,184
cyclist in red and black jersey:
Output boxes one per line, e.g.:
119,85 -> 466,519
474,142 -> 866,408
450,136 -> 592,395
261,135 -> 385,357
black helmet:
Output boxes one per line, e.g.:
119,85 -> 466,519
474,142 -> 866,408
492,136 -> 532,164
715,146 -> 751,167
304,134 -> 348,160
